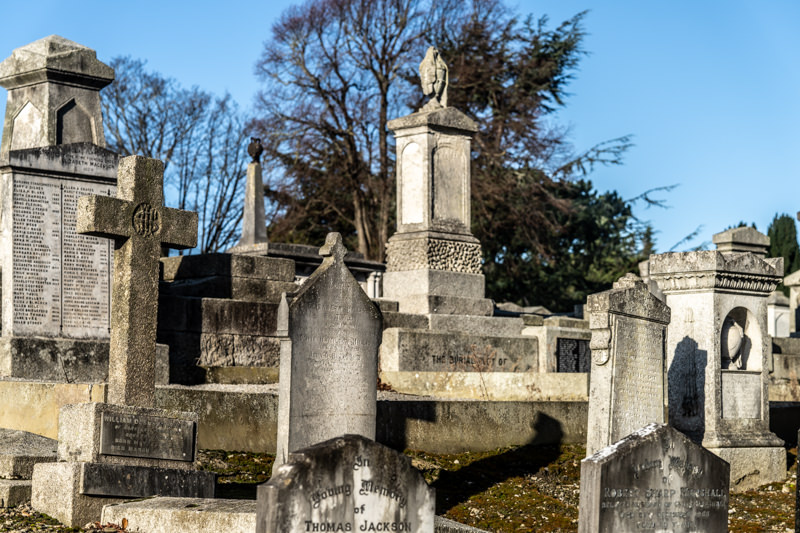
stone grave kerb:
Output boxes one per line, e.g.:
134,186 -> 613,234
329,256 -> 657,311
77,155 -> 198,407
274,232 -> 383,471
585,273 -> 670,456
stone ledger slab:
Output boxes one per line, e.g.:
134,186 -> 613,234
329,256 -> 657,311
258,434 -> 435,533
579,423 -> 729,533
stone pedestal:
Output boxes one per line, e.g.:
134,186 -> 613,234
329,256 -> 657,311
650,227 -> 785,491
384,107 -> 491,316
0,429 -> 56,508
31,402 -> 214,527
784,269 -> 800,335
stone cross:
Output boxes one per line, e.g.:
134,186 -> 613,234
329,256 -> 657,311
77,155 -> 197,407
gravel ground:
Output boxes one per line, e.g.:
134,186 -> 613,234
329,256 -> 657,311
0,444 -> 796,532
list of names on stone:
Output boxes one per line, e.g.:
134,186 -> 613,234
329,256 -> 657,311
557,337 -> 590,373
100,412 -> 195,462
9,175 -> 114,337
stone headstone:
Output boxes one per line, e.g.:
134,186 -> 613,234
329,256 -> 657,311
77,155 -> 197,407
585,274 -> 670,456
0,36 -> 118,381
649,227 -> 786,491
274,233 -> 382,470
257,434 -> 434,533
579,423 -> 729,533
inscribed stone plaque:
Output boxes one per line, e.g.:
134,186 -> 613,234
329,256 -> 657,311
80,462 -> 214,498
432,144 -> 465,225
257,435 -> 435,533
556,337 -> 590,373
721,370 -> 761,419
609,316 -> 666,443
100,412 -> 195,462
579,423 -> 729,533
275,233 -> 382,469
5,173 -> 113,338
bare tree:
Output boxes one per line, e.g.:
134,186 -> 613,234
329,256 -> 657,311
101,57 -> 249,254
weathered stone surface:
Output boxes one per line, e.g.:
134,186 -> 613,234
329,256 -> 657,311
0,428 -> 56,478
712,225 -> 770,256
427,315 -> 523,336
382,311 -> 430,329
0,145 -> 117,339
274,233 -> 382,470
77,155 -> 197,407
585,273 -> 670,456
160,253 -> 294,282
162,276 -> 297,303
0,336 -> 108,381
158,297 -> 280,335
707,445 -> 785,492
257,434 -> 435,533
202,366 -> 279,385
0,35 -> 114,155
80,462 -> 214,498
58,402 -> 197,469
434,516 -> 489,532
230,160 -> 267,248
157,330 -> 280,375
380,328 -> 536,372
0,479 -> 30,508
383,269 -> 485,299
31,462 -> 119,527
397,294 -> 494,316
649,232 -> 785,489
103,497 -> 257,533
522,316 -> 591,373
579,423 -> 729,533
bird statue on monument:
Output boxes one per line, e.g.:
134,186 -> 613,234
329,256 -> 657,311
419,46 -> 448,112
247,137 -> 264,163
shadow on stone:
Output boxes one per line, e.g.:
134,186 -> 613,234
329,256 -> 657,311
376,400 -> 437,451
668,336 -> 706,443
432,413 -> 563,515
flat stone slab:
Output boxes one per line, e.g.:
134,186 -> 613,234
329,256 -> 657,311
102,498 -> 482,533
0,479 -> 31,507
102,497 -> 257,533
0,428 -> 57,478
80,462 -> 215,498
0,336 -> 109,381
161,253 -> 295,282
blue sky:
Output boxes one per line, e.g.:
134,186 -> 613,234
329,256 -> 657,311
0,1 -> 797,253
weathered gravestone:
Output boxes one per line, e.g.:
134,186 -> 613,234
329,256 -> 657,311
649,226 -> 786,490
579,423 -> 729,533
30,156 -> 214,527
257,434 -> 435,533
585,273 -> 670,456
274,233 -> 383,471
0,35 -> 118,381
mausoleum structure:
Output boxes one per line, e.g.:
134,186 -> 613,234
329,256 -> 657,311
649,226 -> 785,491
0,36 -> 117,381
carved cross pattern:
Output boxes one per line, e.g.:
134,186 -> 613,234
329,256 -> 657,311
77,155 -> 197,407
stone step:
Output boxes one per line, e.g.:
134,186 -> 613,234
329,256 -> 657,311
0,479 -> 30,508
101,497 -> 486,533
380,328 -> 537,372
0,429 -> 57,478
428,314 -> 524,336
161,278 -> 297,304
158,297 -> 281,336
161,253 -> 295,283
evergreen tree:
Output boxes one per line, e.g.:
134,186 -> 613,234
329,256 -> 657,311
767,213 -> 800,295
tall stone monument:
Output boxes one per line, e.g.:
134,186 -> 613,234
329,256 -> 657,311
383,46 -> 491,316
585,273 -> 670,456
31,156 -> 214,527
227,137 -> 268,254
649,226 -> 785,491
274,232 -> 383,471
0,35 -> 117,380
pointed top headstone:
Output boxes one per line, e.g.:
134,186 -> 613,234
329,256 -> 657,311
0,35 -> 114,155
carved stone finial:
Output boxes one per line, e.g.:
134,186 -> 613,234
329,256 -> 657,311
247,137 -> 263,163
612,272 -> 644,290
319,232 -> 347,263
419,46 -> 448,111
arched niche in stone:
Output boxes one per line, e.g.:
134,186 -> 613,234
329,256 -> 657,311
55,98 -> 93,145
719,305 -> 763,420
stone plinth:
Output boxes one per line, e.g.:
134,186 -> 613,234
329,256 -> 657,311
522,316 -> 591,373
649,232 -> 786,490
385,106 -> 492,316
0,429 -> 56,508
0,35 -> 114,156
31,402 -> 214,527
784,269 -> 800,335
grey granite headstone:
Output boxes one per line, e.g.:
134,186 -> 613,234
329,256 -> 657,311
579,423 -> 729,533
585,274 -> 670,456
257,434 -> 434,533
556,337 -> 590,372
77,155 -> 197,408
274,233 -> 382,470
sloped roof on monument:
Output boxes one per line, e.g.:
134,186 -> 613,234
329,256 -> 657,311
0,34 -> 114,89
